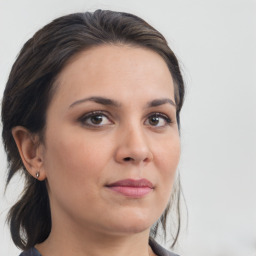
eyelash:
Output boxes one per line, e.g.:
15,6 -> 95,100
78,111 -> 173,128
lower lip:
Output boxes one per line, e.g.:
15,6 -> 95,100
107,186 -> 152,197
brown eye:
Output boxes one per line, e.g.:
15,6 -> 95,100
148,115 -> 160,126
79,111 -> 113,127
90,115 -> 103,124
145,113 -> 171,127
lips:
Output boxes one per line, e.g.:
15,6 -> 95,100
106,179 -> 153,197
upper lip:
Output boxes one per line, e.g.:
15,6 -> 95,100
106,179 -> 153,188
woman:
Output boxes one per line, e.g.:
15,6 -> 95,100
1,10 -> 185,256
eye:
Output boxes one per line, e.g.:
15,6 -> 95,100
144,113 -> 172,127
79,111 -> 113,127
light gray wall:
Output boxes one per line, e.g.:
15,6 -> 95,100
0,1 -> 255,255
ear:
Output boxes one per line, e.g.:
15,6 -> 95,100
12,126 -> 46,181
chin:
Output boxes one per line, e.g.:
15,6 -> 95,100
108,223 -> 151,236
104,213 -> 155,235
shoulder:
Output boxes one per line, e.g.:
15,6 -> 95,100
149,238 -> 180,256
19,248 -> 41,256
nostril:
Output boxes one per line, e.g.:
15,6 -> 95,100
123,157 -> 133,162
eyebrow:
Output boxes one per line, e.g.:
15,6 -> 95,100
69,96 -> 121,108
69,96 -> 176,109
147,98 -> 176,108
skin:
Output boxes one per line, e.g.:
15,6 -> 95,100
12,45 -> 180,256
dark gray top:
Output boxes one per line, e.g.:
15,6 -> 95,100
19,239 -> 179,256
19,248 -> 41,256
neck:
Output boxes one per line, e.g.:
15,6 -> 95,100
36,217 -> 153,256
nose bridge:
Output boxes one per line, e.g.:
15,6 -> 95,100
125,123 -> 145,147
115,120 -> 153,164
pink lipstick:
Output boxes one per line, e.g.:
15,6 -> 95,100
106,179 -> 153,197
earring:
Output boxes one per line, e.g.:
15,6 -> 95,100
35,171 -> 40,179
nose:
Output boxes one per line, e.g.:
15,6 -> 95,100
114,126 -> 153,165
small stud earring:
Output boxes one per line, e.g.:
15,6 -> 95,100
35,171 -> 40,179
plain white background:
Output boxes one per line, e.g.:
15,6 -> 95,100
0,0 -> 255,255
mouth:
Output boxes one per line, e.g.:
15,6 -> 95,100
106,179 -> 154,198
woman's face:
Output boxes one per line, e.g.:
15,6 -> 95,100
40,45 -> 180,236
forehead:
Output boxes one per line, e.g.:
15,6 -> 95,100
52,44 -> 175,106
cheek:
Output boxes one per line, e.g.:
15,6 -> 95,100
146,134 -> 180,222
42,129 -> 110,195
153,134 -> 180,190
42,131 -> 114,219
155,131 -> 180,166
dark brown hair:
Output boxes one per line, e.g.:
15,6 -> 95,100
1,9 -> 185,250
